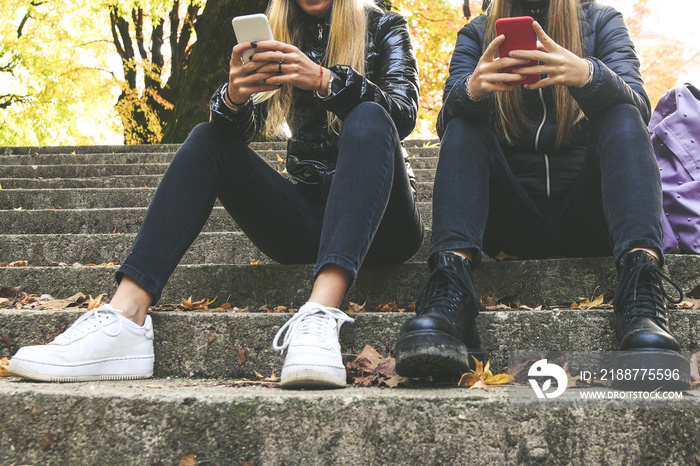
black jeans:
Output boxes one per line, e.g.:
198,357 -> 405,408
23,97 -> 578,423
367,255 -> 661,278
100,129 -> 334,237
117,102 -> 424,303
430,103 -> 663,266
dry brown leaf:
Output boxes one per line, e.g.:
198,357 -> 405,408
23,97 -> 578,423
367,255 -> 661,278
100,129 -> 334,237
348,301 -> 366,312
208,330 -> 216,343
40,432 -> 57,450
250,259 -> 260,265
373,300 -> 399,313
178,452 -> 197,466
352,345 -> 385,372
0,357 -> 9,377
32,293 -> 86,310
236,348 -> 246,365
0,286 -> 20,299
180,296 -> 217,311
458,372 -> 482,387
0,261 -> 29,267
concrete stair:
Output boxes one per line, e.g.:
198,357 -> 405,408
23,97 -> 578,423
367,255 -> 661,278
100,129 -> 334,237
1,141 -> 700,465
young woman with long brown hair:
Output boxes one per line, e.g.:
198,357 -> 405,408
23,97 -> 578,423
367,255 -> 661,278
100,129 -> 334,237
9,0 -> 423,389
394,0 -> 688,383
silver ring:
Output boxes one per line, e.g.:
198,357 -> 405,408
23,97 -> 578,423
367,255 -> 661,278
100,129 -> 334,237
544,65 -> 548,75
280,53 -> 286,64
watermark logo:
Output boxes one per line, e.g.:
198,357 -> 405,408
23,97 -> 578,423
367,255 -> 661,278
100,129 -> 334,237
528,359 -> 568,399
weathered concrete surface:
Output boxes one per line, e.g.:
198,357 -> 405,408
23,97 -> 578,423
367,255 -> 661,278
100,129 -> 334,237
1,256 -> 698,308
1,379 -> 699,465
2,309 -> 699,378
0,183 -> 434,209
0,203 -> 434,234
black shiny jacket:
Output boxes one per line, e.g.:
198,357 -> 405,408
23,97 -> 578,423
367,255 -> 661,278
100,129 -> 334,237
210,8 -> 420,190
437,0 -> 651,201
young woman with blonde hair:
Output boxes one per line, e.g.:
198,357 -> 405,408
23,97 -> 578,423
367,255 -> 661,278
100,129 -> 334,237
395,0 -> 688,383
9,0 -> 423,389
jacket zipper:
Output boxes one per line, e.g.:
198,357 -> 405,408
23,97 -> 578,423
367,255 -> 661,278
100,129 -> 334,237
534,88 -> 551,198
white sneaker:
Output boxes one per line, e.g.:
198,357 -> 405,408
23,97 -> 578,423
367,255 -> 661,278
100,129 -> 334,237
272,302 -> 354,389
8,304 -> 154,382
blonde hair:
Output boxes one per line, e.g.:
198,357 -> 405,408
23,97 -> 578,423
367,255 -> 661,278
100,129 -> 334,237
485,0 -> 585,148
256,0 -> 381,138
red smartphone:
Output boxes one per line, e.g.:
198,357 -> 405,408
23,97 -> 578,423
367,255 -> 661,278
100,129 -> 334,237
495,16 -> 539,86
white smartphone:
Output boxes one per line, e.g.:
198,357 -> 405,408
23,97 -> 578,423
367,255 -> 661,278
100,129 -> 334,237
232,14 -> 274,63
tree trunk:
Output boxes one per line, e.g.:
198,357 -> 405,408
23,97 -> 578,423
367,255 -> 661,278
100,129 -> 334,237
162,0 -> 269,143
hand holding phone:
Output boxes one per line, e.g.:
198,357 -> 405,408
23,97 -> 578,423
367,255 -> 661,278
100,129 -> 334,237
495,16 -> 539,86
232,13 -> 274,63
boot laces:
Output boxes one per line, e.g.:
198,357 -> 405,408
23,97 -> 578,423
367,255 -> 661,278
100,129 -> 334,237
617,259 -> 683,324
272,304 -> 354,353
52,305 -> 123,344
416,262 -> 473,315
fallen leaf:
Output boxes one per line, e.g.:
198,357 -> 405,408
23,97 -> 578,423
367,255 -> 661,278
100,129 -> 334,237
0,286 -> 21,299
180,296 -> 217,311
87,294 -> 105,310
0,357 -> 9,377
373,300 -> 399,313
470,379 -> 488,389
236,347 -> 246,365
208,330 -> 216,343
40,432 -> 57,450
0,261 -> 29,267
494,251 -> 519,261
178,452 -> 197,466
348,301 -> 366,313
250,259 -> 260,265
352,345 -> 385,372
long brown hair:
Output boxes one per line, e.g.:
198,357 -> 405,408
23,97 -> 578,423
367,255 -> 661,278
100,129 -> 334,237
256,0 -> 381,138
485,0 -> 585,148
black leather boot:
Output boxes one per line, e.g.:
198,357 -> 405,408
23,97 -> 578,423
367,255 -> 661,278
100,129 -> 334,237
613,250 -> 690,389
395,251 -> 483,379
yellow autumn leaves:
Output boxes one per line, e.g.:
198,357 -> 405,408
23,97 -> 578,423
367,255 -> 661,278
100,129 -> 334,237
458,356 -> 512,389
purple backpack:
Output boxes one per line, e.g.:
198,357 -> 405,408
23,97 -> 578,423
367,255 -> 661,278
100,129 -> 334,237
649,84 -> 700,254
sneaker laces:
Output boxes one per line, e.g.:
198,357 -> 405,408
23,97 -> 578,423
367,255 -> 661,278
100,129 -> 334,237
617,258 -> 683,324
272,304 -> 354,354
416,262 -> 475,315
52,305 -> 123,344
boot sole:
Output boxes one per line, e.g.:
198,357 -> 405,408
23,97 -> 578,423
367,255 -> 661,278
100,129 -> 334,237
394,331 -> 484,380
610,349 -> 691,390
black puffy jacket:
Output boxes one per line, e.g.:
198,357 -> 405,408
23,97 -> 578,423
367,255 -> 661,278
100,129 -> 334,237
209,8 -> 420,190
437,0 -> 650,201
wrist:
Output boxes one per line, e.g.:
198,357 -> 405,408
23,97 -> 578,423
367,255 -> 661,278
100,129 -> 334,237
222,84 -> 248,112
575,59 -> 594,88
465,74 -> 487,102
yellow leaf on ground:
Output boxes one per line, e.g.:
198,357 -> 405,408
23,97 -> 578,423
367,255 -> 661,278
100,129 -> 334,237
87,294 -> 105,310
0,357 -> 9,377
458,372 -> 482,387
470,379 -> 488,389
483,373 -> 512,385
179,452 -> 197,466
180,295 -> 217,310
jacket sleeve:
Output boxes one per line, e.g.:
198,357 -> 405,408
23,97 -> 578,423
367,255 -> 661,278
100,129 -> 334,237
436,17 -> 492,139
209,84 -> 265,143
320,12 -> 420,140
569,6 -> 651,123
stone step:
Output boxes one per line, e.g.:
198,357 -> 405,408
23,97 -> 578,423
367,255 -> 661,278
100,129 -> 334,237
3,379 -> 697,465
0,231 -> 431,265
1,255 -> 699,311
0,146 -> 440,166
0,156 -> 439,178
0,182 -> 435,210
1,307 -> 699,380
0,167 -> 435,189
0,203 -> 434,234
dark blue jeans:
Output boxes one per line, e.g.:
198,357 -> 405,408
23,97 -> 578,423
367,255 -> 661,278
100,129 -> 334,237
430,103 -> 663,266
117,102 -> 424,303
